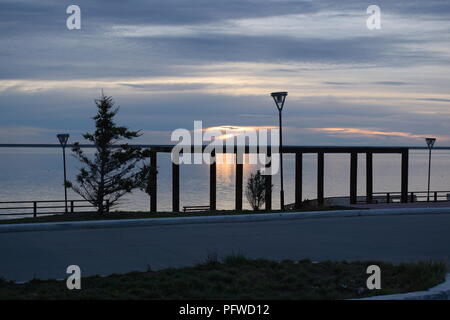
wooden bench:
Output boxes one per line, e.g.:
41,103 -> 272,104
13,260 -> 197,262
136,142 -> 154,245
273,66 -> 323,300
183,205 -> 210,213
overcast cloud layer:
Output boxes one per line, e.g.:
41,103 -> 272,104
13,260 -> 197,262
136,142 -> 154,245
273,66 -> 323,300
0,0 -> 449,145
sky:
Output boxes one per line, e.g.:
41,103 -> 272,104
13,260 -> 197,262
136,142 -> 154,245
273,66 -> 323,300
0,0 -> 450,146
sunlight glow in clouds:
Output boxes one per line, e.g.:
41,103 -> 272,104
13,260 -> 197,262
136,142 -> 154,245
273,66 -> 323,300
203,125 -> 277,140
312,128 -> 450,142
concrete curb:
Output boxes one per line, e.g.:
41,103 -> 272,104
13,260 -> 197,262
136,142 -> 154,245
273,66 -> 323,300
1,207 -> 450,233
359,274 -> 450,300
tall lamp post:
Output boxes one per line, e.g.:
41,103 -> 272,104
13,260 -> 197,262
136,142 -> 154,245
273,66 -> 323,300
425,137 -> 436,202
271,91 -> 288,210
57,134 -> 70,213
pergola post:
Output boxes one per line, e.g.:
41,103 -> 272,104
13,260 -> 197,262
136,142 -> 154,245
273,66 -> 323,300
295,152 -> 303,209
235,153 -> 243,210
350,152 -> 358,204
401,150 -> 409,203
150,150 -> 157,212
265,149 -> 272,211
172,162 -> 179,212
366,152 -> 373,204
317,152 -> 324,206
210,150 -> 217,211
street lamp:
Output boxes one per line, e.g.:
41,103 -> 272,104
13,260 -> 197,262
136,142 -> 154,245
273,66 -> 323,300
57,134 -> 70,213
271,91 -> 288,210
425,137 -> 436,202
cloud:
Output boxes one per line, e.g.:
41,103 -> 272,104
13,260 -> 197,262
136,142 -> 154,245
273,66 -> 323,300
312,127 -> 425,139
322,81 -> 352,86
371,81 -> 410,86
2,0 -> 450,81
415,98 -> 450,103
310,127 -> 450,143
323,81 -> 412,86
0,0 -> 450,146
135,34 -> 410,65
118,82 -> 212,91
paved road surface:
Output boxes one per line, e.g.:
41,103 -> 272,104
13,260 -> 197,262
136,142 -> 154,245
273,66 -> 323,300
1,213 -> 449,282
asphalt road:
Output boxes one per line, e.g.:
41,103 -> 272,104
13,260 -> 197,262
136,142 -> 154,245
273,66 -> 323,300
1,213 -> 449,282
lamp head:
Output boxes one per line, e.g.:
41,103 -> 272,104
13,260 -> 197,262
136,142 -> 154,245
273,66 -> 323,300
57,134 -> 70,147
270,91 -> 288,111
425,137 -> 436,150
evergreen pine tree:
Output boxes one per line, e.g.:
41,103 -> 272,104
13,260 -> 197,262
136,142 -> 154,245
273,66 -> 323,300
67,94 -> 146,213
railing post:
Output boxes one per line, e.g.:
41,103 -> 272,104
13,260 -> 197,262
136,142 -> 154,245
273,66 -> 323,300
33,201 -> 37,218
71,200 -> 74,213
410,192 -> 414,203
386,193 -> 390,203
295,152 -> 303,209
434,191 -> 438,202
106,200 -> 110,213
317,152 -> 324,206
350,152 -> 358,204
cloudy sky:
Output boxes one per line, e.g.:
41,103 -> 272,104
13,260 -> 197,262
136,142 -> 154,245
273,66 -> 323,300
1,0 -> 450,145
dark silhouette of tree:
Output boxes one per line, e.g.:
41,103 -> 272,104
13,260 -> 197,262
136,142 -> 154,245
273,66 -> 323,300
67,94 -> 146,214
136,161 -> 157,197
245,170 -> 270,211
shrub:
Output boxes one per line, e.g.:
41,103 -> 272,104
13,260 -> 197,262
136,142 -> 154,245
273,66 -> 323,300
245,170 -> 270,211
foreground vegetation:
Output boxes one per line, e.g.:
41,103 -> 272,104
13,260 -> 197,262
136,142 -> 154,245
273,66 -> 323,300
0,206 -> 354,225
0,256 -> 446,300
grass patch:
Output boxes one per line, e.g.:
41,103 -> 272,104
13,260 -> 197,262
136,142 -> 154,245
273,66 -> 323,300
0,206 -> 354,225
0,256 -> 446,300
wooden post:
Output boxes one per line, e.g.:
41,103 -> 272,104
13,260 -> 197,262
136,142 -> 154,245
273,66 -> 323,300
210,151 -> 216,211
265,149 -> 272,211
317,152 -> 324,206
33,201 -> 37,218
235,153 -> 243,211
401,150 -> 409,203
366,152 -> 373,204
172,162 -> 180,212
350,152 -> 358,204
150,150 -> 157,212
295,152 -> 303,209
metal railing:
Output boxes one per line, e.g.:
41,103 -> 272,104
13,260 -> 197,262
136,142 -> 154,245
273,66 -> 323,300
371,191 -> 450,203
0,199 -> 109,218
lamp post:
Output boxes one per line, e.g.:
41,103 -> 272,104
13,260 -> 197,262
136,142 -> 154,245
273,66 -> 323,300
271,92 -> 288,210
425,137 -> 436,202
57,134 -> 70,213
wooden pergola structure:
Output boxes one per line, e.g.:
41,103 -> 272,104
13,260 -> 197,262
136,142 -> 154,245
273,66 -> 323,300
0,144 -> 412,212
146,145 -> 410,212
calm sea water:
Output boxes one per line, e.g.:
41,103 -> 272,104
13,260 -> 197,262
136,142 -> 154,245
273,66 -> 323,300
0,148 -> 449,215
